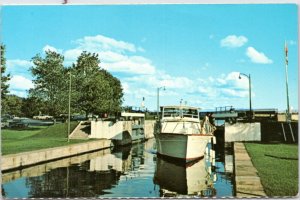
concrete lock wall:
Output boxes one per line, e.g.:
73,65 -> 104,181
277,113 -> 299,122
145,120 -> 156,139
2,148 -> 111,184
225,122 -> 261,142
1,139 -> 112,171
90,121 -> 131,140
90,120 -> 156,140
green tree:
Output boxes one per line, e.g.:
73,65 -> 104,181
2,94 -> 24,116
21,94 -> 46,117
72,51 -> 123,117
30,51 -> 68,116
1,45 -> 11,115
1,45 -> 10,98
99,69 -> 123,114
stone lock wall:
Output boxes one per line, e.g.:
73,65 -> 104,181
1,139 -> 112,171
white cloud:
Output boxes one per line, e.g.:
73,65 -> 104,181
9,75 -> 34,90
64,48 -> 83,62
288,40 -> 296,46
102,55 -> 156,75
137,47 -> 145,52
125,71 -> 194,90
100,51 -> 127,62
76,35 -> 139,53
6,59 -> 32,77
187,72 -> 250,98
220,35 -> 248,48
122,71 -> 253,109
159,73 -> 194,89
43,45 -> 62,53
246,47 -> 273,64
7,59 -> 32,69
122,82 -> 130,94
220,88 -> 248,98
63,35 -> 154,75
9,90 -> 28,98
134,88 -> 156,98
217,71 -> 249,90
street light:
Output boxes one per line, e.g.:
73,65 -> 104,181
67,71 -> 72,142
239,73 -> 253,121
157,86 -> 166,121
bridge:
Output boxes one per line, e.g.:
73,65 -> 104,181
200,106 -> 278,122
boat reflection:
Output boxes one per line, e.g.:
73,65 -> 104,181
153,156 -> 216,197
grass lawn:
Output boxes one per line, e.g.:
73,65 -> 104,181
1,122 -> 91,155
245,143 -> 298,197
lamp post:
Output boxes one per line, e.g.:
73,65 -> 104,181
284,41 -> 291,122
157,86 -> 165,121
67,71 -> 72,142
239,73 -> 252,121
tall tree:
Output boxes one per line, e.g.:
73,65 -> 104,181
72,51 -> 102,117
1,45 -> 10,97
30,51 -> 68,116
99,69 -> 123,114
1,45 -> 11,114
72,51 -> 123,117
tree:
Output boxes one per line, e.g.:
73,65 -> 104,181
1,45 -> 11,115
1,94 -> 24,116
21,94 -> 47,117
99,69 -> 123,114
1,45 -> 10,98
72,51 -> 123,117
30,51 -> 68,116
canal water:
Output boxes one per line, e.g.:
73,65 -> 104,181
2,139 -> 234,198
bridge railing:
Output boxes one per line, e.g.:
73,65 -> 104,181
215,106 -> 235,113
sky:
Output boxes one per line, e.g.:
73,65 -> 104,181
2,4 -> 299,112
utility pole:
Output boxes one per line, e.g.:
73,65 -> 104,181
67,71 -> 71,142
284,41 -> 291,122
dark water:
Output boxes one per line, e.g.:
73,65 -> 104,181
2,139 -> 234,198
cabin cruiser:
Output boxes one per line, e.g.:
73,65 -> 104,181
154,105 -> 215,161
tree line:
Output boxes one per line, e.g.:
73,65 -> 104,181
1,45 -> 124,118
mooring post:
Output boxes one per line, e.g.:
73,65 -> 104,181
281,123 -> 287,142
288,123 -> 295,142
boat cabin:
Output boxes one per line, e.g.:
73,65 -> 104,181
161,106 -> 200,122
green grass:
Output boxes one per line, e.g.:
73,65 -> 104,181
245,143 -> 298,197
1,122 -> 91,155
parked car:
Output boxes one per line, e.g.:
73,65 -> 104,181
9,118 -> 29,128
72,115 -> 87,121
33,114 -> 54,120
1,115 -> 14,128
1,119 -> 10,128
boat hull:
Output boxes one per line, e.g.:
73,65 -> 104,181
155,133 -> 212,161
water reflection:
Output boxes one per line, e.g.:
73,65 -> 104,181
154,156 -> 216,197
2,139 -> 234,198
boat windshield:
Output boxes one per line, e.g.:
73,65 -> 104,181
163,107 -> 199,119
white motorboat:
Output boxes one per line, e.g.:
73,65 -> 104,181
155,105 -> 215,161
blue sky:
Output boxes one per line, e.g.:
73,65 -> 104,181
2,4 -> 298,111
